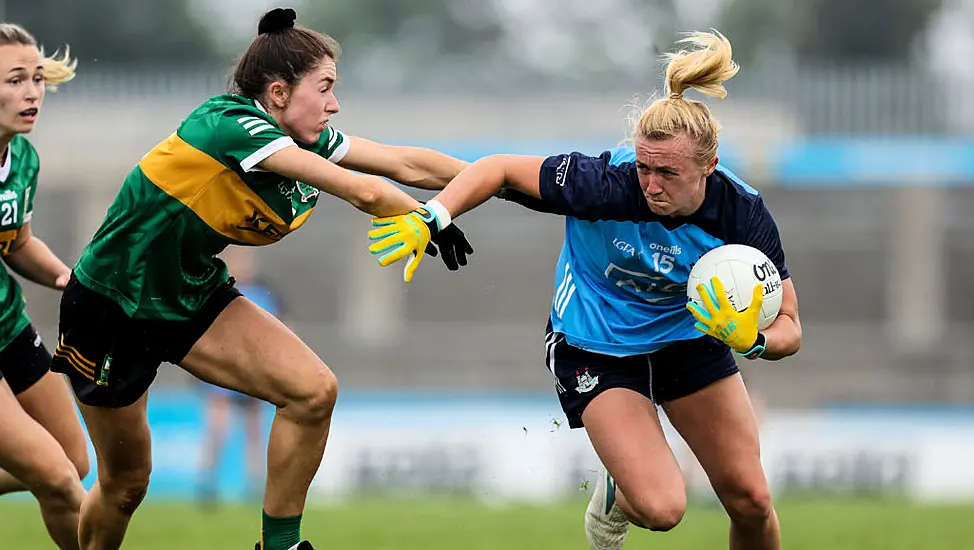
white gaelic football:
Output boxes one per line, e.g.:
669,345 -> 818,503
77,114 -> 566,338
687,244 -> 783,331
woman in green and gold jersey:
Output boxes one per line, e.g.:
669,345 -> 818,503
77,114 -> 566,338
50,8 -> 473,550
0,23 -> 89,550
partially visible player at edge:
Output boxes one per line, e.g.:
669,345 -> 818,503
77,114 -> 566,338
368,31 -> 800,550
0,23 -> 89,550
50,8 -> 472,550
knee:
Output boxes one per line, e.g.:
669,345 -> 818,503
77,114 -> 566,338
29,463 -> 85,510
284,365 -> 338,425
70,448 -> 91,482
626,492 -> 686,532
722,485 -> 774,526
101,465 -> 152,515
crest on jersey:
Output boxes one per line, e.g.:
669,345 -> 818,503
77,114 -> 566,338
296,182 -> 319,203
575,368 -> 599,394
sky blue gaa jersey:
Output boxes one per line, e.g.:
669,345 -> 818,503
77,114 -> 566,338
513,146 -> 790,357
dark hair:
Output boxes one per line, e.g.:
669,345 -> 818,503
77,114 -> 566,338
231,8 -> 341,100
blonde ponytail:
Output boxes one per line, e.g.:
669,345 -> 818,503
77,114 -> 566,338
634,30 -> 739,165
0,23 -> 76,90
41,46 -> 77,89
664,30 -> 739,100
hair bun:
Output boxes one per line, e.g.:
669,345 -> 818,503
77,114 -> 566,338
258,8 -> 297,35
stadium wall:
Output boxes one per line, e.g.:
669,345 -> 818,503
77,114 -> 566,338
85,389 -> 974,505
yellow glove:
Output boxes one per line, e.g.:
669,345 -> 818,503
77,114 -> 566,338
368,206 -> 441,283
686,277 -> 766,359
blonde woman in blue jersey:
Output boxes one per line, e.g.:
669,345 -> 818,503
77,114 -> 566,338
369,31 -> 801,550
0,23 -> 89,550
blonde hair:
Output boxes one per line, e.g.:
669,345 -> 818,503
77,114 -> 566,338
634,30 -> 739,166
0,23 -> 77,89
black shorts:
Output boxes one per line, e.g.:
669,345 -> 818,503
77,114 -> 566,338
0,324 -> 53,395
51,273 -> 242,408
544,321 -> 739,429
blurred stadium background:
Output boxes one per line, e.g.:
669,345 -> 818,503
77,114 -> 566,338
6,0 -> 974,547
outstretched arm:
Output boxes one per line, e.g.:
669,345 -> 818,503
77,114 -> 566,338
259,146 -> 422,217
337,137 -> 470,191
430,152 -> 651,222
2,223 -> 71,290
367,151 -> 652,282
431,155 -> 545,218
364,153 -> 539,283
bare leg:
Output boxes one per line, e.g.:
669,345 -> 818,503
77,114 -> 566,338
582,388 -> 687,530
180,298 -> 337,519
664,374 -> 779,550
0,379 -> 84,550
76,393 -> 152,550
0,372 -> 90,494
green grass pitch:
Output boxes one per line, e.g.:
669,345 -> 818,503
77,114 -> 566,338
2,497 -> 973,549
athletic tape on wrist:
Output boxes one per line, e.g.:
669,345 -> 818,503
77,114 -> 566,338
424,199 -> 453,230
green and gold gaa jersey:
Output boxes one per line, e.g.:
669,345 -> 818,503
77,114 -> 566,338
0,135 -> 39,349
74,94 -> 349,320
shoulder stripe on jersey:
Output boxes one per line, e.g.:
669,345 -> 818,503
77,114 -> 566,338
241,119 -> 266,130
240,135 -> 296,172
236,116 -> 261,125
249,124 -> 276,136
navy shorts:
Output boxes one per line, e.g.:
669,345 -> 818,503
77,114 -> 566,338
51,273 -> 242,408
544,321 -> 739,429
0,324 -> 53,395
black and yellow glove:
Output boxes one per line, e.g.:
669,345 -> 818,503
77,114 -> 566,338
431,224 -> 473,272
368,200 -> 471,282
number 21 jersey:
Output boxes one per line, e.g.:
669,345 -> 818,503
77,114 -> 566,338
0,134 -> 39,349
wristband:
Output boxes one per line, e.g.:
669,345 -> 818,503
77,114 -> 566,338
424,199 -> 452,231
740,332 -> 766,360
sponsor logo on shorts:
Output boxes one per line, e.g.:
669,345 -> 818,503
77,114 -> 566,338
96,355 -> 112,387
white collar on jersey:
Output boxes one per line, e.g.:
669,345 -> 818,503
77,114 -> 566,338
253,99 -> 268,114
0,146 -> 11,183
